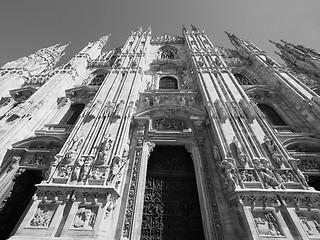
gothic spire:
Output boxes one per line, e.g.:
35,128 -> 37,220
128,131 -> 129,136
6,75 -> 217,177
225,31 -> 242,47
97,34 -> 111,48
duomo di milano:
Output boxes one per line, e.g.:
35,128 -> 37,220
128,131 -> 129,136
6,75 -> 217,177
0,25 -> 320,240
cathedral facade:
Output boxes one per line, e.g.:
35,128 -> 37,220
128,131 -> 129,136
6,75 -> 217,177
0,26 -> 320,240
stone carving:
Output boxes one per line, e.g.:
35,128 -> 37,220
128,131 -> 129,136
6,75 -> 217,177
96,134 -> 113,165
153,118 -> 185,131
239,169 -> 257,182
72,206 -> 97,230
226,102 -> 241,118
239,99 -> 256,121
289,159 -> 309,187
71,156 -> 85,182
103,101 -> 114,116
79,157 -> 93,182
7,155 -> 21,172
297,212 -> 320,237
62,150 -> 77,164
126,101 -> 134,118
277,170 -> 297,183
123,147 -> 143,237
253,158 -> 281,189
27,153 -> 47,165
88,167 -> 106,180
220,159 -> 238,189
114,100 -> 125,118
105,195 -> 116,218
107,155 -> 126,187
70,135 -> 84,152
57,165 -> 72,178
150,34 -> 184,44
214,99 -> 228,122
30,204 -> 56,227
264,136 -> 285,168
232,136 -> 248,167
299,159 -> 319,171
253,211 -> 283,236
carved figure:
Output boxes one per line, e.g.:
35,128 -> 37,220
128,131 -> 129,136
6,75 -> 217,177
240,169 -> 256,182
107,156 -> 126,184
72,207 -> 96,230
253,158 -> 281,189
220,160 -> 238,189
80,157 -> 93,182
290,160 -> 309,187
71,157 -> 85,181
30,205 -> 55,227
254,212 -> 282,236
114,100 -> 125,118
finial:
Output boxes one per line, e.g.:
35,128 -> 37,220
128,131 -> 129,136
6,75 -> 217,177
191,25 -> 199,32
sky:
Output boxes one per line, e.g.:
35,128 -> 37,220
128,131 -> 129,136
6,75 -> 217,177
0,0 -> 319,67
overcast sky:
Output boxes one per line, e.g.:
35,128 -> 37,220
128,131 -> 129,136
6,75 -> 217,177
0,0 -> 319,67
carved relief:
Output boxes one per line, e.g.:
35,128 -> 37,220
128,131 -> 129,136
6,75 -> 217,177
253,158 -> 281,189
29,204 -> 56,227
252,211 -> 283,236
296,211 -> 320,238
71,206 -> 97,230
153,118 -> 186,131
239,99 -> 256,121
239,169 -> 258,182
107,155 -> 126,187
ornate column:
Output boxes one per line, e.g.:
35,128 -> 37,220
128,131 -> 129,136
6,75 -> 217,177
122,138 -> 155,240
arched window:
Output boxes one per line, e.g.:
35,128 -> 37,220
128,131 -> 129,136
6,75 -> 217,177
234,73 -> 258,85
159,76 -> 178,89
59,103 -> 85,125
257,103 -> 286,125
158,45 -> 178,60
90,74 -> 106,86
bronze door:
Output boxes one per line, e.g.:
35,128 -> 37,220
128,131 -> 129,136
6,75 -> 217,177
141,146 -> 205,240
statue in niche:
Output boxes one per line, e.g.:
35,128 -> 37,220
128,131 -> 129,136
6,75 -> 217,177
79,157 -> 93,182
71,156 -> 85,181
146,81 -> 152,90
253,212 -> 283,236
30,205 -> 55,227
72,207 -> 97,230
114,100 -> 125,118
220,160 -> 238,189
107,156 -> 126,185
96,134 -> 113,165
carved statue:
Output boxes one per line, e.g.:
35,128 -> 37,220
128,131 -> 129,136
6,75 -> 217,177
107,156 -> 126,184
114,100 -> 125,118
240,169 -> 256,182
220,160 -> 238,189
96,134 -> 113,165
71,156 -> 85,181
79,157 -> 93,182
253,158 -> 281,189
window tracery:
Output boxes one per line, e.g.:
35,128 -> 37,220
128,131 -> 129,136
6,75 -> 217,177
158,45 -> 178,60
90,74 -> 106,86
159,76 -> 178,89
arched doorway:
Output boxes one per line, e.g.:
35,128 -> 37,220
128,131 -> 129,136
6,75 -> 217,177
141,145 -> 205,240
257,103 -> 286,125
159,77 -> 178,90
